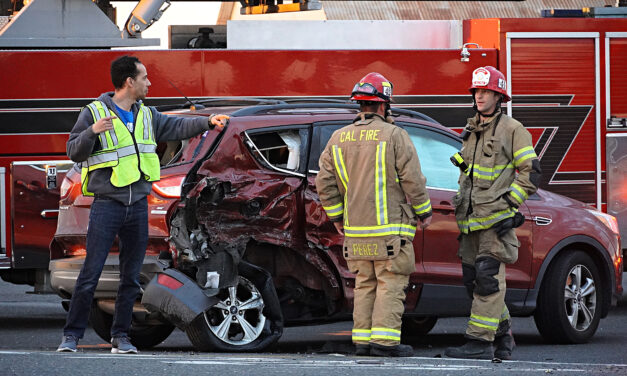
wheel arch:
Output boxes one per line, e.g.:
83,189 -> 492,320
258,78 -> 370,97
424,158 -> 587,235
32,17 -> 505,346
243,240 -> 345,318
529,235 -> 616,318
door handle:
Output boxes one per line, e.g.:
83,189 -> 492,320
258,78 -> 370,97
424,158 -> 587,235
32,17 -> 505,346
41,210 -> 59,219
432,201 -> 454,213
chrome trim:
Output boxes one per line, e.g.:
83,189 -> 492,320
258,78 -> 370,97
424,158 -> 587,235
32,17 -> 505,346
506,32 -> 601,210
40,210 -> 59,219
605,36 -> 611,134
506,32 -> 600,38
11,160 -> 72,167
606,32 -> 627,38
595,35 -> 601,210
533,216 -> 552,226
0,167 -> 5,253
243,132 -> 305,178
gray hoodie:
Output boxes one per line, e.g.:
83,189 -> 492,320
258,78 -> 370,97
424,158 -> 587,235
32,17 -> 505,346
67,92 -> 210,205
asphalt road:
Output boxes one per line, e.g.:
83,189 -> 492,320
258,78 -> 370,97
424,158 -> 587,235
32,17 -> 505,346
1,277 -> 627,375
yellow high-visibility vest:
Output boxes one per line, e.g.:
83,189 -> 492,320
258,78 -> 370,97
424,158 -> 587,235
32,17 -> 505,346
80,101 -> 160,196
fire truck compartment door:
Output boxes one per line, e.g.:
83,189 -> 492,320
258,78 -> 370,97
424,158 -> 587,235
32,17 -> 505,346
11,160 -> 73,269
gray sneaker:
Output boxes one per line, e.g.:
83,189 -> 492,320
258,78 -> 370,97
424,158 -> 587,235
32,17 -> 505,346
57,335 -> 79,352
111,336 -> 138,354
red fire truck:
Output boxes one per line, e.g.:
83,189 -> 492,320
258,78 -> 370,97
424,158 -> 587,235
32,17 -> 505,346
1,10 -> 626,290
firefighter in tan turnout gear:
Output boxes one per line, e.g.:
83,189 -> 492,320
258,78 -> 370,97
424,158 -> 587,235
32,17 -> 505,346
316,72 -> 432,357
445,66 -> 541,360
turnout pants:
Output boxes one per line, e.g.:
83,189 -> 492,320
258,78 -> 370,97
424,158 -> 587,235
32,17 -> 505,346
347,238 -> 415,346
458,228 -> 517,342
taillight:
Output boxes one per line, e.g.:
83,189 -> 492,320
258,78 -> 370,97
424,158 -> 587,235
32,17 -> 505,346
157,273 -> 183,290
153,175 -> 185,198
59,177 -> 72,199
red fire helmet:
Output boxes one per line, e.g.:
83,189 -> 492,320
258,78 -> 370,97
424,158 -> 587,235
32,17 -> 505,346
468,66 -> 511,103
350,72 -> 393,103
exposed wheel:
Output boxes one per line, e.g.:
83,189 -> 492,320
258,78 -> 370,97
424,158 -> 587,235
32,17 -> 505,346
89,302 -> 175,349
186,275 -> 278,352
401,316 -> 437,343
534,250 -> 602,344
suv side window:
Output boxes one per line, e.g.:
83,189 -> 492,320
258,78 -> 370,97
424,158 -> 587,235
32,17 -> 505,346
245,127 -> 309,175
401,124 -> 461,191
309,121 -> 350,172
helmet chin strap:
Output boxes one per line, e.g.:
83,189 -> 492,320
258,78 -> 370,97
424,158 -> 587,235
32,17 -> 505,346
472,95 -> 503,118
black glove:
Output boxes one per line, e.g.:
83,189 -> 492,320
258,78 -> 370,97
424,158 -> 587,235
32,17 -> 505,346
492,212 -> 525,238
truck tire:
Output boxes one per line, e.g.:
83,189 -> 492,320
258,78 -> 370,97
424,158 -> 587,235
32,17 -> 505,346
533,250 -> 602,344
402,316 -> 438,337
89,303 -> 175,349
186,275 -> 279,352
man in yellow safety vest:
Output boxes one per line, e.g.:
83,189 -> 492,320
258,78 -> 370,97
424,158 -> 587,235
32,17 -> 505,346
57,55 -> 229,354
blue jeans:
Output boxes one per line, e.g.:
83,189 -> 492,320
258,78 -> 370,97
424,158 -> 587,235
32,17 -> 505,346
63,197 -> 148,339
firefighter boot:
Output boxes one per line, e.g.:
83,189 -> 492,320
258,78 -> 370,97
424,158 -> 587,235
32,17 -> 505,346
494,329 -> 515,360
355,344 -> 370,356
444,339 -> 494,360
370,343 -> 414,357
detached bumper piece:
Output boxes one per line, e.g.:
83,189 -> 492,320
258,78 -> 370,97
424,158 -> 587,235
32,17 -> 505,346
141,268 -> 220,330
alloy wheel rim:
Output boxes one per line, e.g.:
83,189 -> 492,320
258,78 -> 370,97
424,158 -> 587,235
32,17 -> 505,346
203,276 -> 266,345
564,264 -> 596,332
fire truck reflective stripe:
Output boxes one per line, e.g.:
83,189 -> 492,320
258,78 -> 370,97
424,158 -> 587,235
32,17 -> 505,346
323,202 -> 344,217
371,327 -> 401,341
332,145 -> 349,191
509,183 -> 528,204
513,146 -> 537,166
352,329 -> 371,342
375,141 -> 388,225
413,199 -> 432,215
344,224 -> 416,239
469,314 -> 499,331
457,208 -> 515,234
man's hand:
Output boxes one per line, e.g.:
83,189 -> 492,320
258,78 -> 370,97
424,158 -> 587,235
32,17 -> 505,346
209,114 -> 230,131
333,221 -> 344,235
420,215 -> 432,229
92,116 -> 115,134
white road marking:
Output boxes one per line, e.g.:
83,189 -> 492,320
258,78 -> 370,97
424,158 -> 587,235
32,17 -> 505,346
0,350 -> 624,373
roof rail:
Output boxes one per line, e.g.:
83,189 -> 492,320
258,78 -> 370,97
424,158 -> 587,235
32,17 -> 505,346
231,103 -> 441,124
156,97 -> 287,111
282,98 -> 350,104
231,103 -> 359,117
197,97 -> 288,106
390,108 -> 441,125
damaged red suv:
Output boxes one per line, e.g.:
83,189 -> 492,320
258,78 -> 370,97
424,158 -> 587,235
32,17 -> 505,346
50,100 -> 623,351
